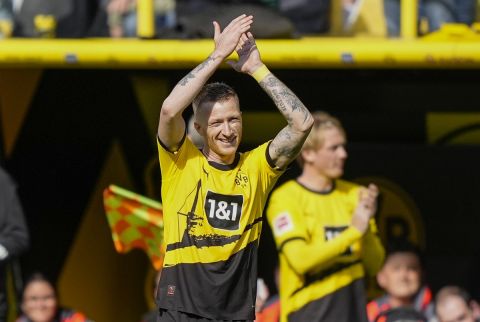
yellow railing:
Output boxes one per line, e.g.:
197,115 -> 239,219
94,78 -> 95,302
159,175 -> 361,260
137,0 -> 155,39
1,0 -> 480,68
401,0 -> 418,38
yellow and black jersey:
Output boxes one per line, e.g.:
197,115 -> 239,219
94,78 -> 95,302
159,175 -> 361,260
266,179 -> 384,322
157,135 -> 283,320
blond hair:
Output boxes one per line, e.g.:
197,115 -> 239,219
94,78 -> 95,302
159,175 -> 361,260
297,111 -> 346,168
192,82 -> 238,114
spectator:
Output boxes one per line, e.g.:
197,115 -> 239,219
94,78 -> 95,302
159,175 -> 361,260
255,268 -> 280,322
367,241 -> 434,322
435,286 -> 480,322
256,278 -> 270,315
278,0 -> 331,35
467,248 -> 480,321
140,269 -> 161,322
422,0 -> 456,32
266,111 -> 385,322
17,272 -> 92,322
384,0 -> 456,36
0,0 -> 14,37
454,0 -> 477,25
174,0 -> 294,39
105,0 -> 176,38
255,293 -> 280,322
375,306 -> 427,322
0,166 -> 29,320
13,0 -> 100,38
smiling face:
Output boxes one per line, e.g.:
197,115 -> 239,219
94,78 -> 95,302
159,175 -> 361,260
195,96 -> 242,164
21,280 -> 57,322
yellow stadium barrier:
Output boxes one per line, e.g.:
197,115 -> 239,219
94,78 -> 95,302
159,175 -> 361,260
0,0 -> 480,69
137,0 -> 154,39
0,29 -> 479,69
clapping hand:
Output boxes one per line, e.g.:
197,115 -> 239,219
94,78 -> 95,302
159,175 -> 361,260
212,15 -> 253,60
227,32 -> 263,75
351,184 -> 379,233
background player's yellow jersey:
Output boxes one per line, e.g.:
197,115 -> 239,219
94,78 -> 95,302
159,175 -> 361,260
267,179 -> 384,322
157,135 -> 283,320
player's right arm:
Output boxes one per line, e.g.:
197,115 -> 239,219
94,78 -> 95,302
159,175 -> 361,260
275,225 -> 363,276
157,14 -> 253,151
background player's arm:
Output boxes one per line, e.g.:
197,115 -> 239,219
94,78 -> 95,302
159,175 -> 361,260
272,185 -> 379,275
354,183 -> 385,275
281,228 -> 363,275
157,15 -> 253,151
227,32 -> 313,169
361,220 -> 385,276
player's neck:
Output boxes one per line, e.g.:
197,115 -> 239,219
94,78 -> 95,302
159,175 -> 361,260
297,171 -> 333,192
201,148 -> 236,165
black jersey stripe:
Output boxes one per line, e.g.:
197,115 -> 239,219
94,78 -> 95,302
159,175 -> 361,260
158,241 -> 258,320
288,278 -> 368,322
166,215 -> 263,252
157,131 -> 187,153
292,260 -> 362,296
278,236 -> 306,253
207,153 -> 240,170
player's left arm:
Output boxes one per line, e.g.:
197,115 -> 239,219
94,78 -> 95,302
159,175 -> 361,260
228,32 -> 313,169
361,219 -> 385,276
358,185 -> 385,275
261,72 -> 313,169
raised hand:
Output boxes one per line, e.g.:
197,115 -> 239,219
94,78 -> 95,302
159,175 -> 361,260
107,0 -> 133,14
351,184 -> 379,233
212,14 -> 253,60
227,32 -> 263,75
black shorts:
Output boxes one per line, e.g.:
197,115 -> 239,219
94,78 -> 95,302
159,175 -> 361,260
157,309 -> 252,322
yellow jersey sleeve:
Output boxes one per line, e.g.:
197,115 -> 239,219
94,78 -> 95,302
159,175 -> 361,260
157,134 -> 200,183
361,218 -> 385,276
249,141 -> 285,194
266,185 -> 308,250
267,180 -> 364,275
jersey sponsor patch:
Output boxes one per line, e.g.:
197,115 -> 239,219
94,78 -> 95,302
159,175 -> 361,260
324,225 -> 352,255
205,191 -> 244,230
273,212 -> 294,236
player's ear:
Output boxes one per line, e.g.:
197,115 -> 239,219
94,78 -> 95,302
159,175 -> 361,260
194,121 -> 203,135
301,149 -> 314,164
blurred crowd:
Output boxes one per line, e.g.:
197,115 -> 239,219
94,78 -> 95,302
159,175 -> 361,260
0,0 -> 478,39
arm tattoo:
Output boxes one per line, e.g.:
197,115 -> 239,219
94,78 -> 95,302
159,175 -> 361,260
270,128 -> 302,160
179,72 -> 195,86
260,73 -> 312,166
179,55 -> 215,87
259,75 -> 310,125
